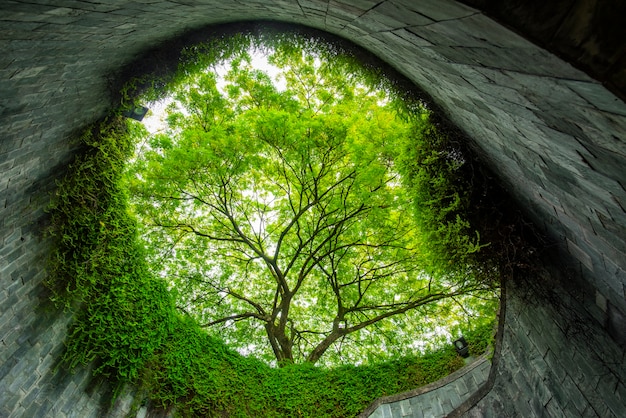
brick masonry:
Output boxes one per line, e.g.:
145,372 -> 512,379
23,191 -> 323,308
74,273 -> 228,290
1,1 -> 625,416
466,268 -> 626,418
362,356 -> 492,418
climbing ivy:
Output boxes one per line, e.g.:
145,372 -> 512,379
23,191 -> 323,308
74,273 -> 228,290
46,117 -> 173,381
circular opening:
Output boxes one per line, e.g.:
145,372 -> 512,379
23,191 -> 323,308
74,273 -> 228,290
126,33 -> 499,367
45,23 -> 545,416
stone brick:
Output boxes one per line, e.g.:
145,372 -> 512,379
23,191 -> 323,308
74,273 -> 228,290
454,374 -> 469,397
537,372 -> 558,407
614,381 -> 626,407
595,378 -> 626,417
565,80 -> 626,116
544,397 -> 567,417
570,351 -> 605,389
574,374 -> 615,418
372,403 -> 391,418
558,375 -> 588,415
443,384 -> 462,407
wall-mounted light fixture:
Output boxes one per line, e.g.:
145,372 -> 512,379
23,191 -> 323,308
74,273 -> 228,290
453,336 -> 469,358
123,105 -> 149,121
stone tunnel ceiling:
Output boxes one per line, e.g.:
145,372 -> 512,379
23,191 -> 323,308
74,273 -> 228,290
1,1 -> 626,415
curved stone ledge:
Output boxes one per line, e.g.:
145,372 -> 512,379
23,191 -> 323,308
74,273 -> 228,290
361,356 -> 492,418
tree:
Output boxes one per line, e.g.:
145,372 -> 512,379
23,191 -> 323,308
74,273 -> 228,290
127,44 -> 495,366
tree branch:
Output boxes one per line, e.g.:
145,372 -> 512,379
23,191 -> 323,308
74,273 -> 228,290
203,312 -> 266,327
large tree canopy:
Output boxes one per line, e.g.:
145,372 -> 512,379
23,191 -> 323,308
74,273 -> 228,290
127,41 -> 497,366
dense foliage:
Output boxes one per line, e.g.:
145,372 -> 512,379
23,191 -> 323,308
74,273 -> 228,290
46,119 -> 173,380
45,31 -> 499,416
126,42 -> 496,367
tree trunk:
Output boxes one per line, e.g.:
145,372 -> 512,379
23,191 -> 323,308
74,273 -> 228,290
265,322 -> 294,366
306,330 -> 342,364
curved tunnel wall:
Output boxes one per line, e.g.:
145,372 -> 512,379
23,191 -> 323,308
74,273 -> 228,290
1,1 -> 625,416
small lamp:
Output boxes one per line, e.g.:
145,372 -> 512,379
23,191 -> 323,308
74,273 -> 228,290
453,336 -> 469,358
123,105 -> 149,121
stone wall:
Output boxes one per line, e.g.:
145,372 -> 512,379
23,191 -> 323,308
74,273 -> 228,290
362,356 -> 492,417
1,1 -> 625,416
466,261 -> 626,417
460,0 -> 626,101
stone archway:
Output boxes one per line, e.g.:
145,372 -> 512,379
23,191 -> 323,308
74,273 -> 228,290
1,1 -> 625,416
